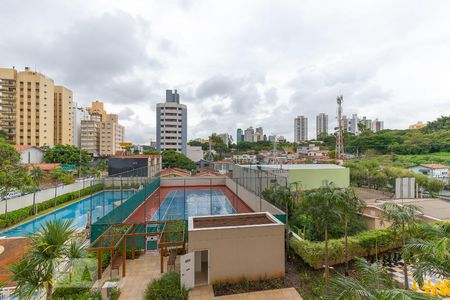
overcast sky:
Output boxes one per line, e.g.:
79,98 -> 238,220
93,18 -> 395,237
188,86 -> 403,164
1,0 -> 450,143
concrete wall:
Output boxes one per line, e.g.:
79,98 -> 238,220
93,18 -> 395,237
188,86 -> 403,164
363,205 -> 440,229
225,177 -> 284,216
0,178 -> 95,213
189,220 -> 285,283
160,176 -> 226,187
287,168 -> 350,190
19,148 -> 44,164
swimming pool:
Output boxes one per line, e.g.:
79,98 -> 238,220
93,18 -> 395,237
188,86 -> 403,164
151,189 -> 236,221
1,190 -> 133,237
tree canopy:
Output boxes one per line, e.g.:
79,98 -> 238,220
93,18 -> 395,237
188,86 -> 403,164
0,141 -> 30,197
161,150 -> 197,170
44,144 -> 91,165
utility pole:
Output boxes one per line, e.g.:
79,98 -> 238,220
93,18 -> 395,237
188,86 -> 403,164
336,95 -> 344,160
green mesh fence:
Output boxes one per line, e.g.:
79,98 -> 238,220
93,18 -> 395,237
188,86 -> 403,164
90,178 -> 160,242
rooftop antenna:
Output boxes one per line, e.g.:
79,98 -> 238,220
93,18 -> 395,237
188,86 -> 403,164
336,95 -> 344,160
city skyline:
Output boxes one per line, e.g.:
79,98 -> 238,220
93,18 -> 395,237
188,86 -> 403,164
1,1 -> 449,143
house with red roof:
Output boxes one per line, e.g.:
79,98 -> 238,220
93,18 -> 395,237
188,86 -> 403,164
14,146 -> 44,164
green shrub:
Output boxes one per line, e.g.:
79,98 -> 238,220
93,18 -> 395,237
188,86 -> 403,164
0,184 -> 104,229
290,228 -> 405,269
110,287 -> 120,300
144,272 -> 188,300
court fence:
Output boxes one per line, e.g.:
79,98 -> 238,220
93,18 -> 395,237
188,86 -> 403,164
90,177 -> 160,242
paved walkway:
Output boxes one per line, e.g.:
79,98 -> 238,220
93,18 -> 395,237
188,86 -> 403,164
189,286 -> 303,300
117,252 -> 179,300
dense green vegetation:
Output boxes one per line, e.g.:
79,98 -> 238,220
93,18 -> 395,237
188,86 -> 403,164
10,220 -> 85,300
161,150 -> 197,170
318,115 -> 450,156
144,272 -> 188,300
44,144 -> 91,165
0,140 -> 30,200
344,160 -> 444,195
0,184 -> 104,228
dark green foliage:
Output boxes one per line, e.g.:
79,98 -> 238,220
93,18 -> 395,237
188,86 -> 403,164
0,141 -> 30,199
44,144 -> 91,165
162,150 -> 197,170
0,184 -> 104,228
144,272 -> 188,300
53,287 -> 101,300
110,287 -> 120,300
213,277 -> 287,296
81,264 -> 92,282
289,228 -> 405,269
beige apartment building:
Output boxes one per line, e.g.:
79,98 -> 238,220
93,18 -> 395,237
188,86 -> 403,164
81,101 -> 124,156
54,86 -> 73,145
0,67 -> 73,147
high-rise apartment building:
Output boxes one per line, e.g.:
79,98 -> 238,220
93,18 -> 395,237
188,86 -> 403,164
340,115 -> 349,132
244,127 -> 254,142
0,67 -> 74,147
359,116 -> 372,131
236,128 -> 243,143
80,101 -> 124,156
294,116 -> 308,142
73,103 -> 91,147
316,113 -> 328,138
348,113 -> 359,134
371,119 -> 384,132
156,90 -> 187,154
54,86 -> 73,145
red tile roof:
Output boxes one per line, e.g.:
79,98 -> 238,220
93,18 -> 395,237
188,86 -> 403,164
160,168 -> 190,177
420,164 -> 449,169
27,163 -> 60,171
14,145 -> 37,152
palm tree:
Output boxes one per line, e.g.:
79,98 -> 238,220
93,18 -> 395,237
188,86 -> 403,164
403,222 -> 450,286
336,187 -> 365,274
380,201 -> 423,290
30,166 -> 45,215
10,220 -> 84,300
302,183 -> 342,295
328,257 -> 433,300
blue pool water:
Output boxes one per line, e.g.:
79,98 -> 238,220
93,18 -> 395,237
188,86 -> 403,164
1,190 -> 133,237
151,189 -> 236,221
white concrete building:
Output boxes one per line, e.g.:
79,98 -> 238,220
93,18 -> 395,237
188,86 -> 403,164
316,113 -> 328,138
294,116 -> 308,142
156,90 -> 187,154
187,145 -> 204,162
14,146 -> 44,164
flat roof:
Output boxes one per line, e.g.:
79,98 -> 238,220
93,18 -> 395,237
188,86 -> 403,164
375,198 -> 450,221
190,212 -> 281,230
243,164 -> 345,170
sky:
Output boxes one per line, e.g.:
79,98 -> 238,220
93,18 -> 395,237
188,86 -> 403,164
1,0 -> 450,143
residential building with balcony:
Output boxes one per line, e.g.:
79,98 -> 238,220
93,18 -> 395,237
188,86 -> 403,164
156,89 -> 187,154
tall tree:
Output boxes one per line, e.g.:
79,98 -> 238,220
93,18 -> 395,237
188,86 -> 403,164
161,150 -> 197,170
0,142 -> 30,224
44,144 -> 91,165
301,184 -> 342,295
30,166 -> 46,215
336,188 -> 366,274
380,201 -> 422,290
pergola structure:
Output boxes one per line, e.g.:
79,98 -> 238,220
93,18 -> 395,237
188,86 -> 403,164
88,220 -> 186,279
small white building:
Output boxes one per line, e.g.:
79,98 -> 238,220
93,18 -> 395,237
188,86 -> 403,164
186,146 -> 204,162
14,146 -> 44,164
409,164 -> 449,184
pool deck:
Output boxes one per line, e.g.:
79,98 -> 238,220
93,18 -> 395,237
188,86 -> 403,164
125,186 -> 253,223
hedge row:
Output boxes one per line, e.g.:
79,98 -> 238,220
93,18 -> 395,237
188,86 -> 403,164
0,184 -> 104,229
289,228 -> 405,269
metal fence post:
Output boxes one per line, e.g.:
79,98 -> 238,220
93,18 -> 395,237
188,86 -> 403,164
120,176 -> 123,205
184,179 -> 186,220
210,178 -> 212,215
103,178 -> 106,217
